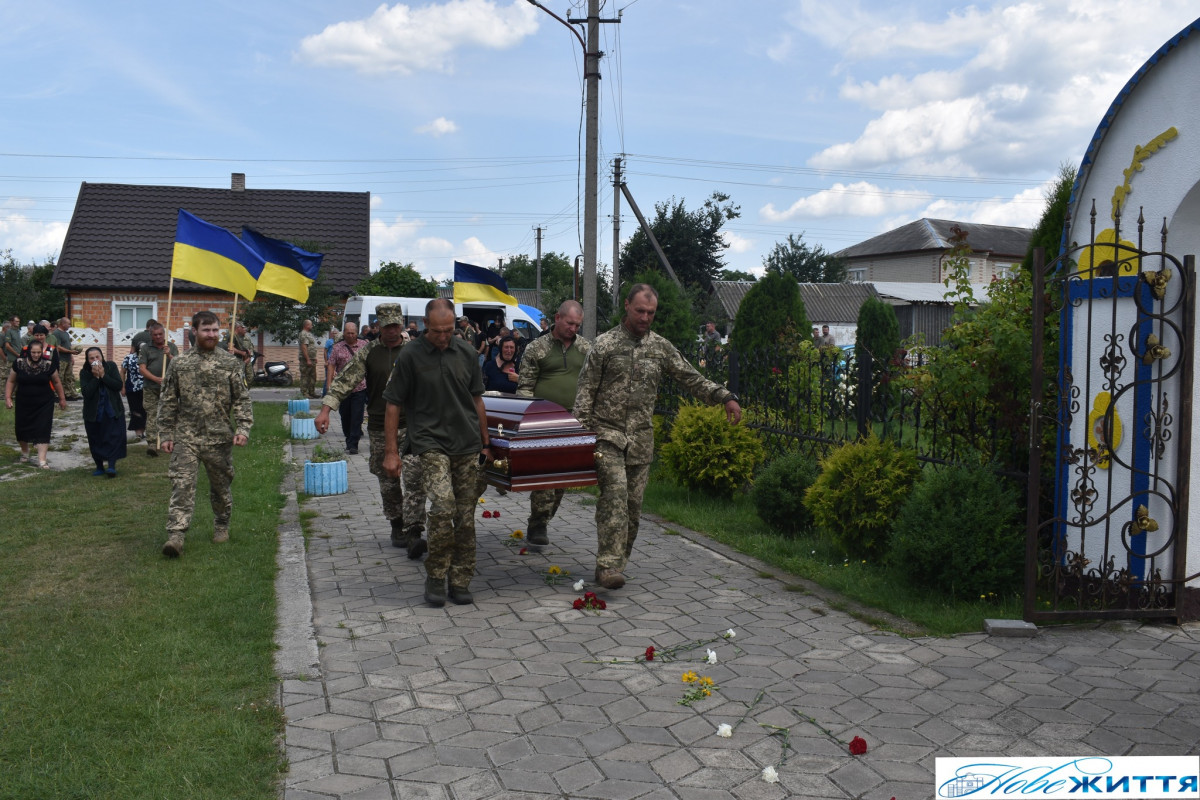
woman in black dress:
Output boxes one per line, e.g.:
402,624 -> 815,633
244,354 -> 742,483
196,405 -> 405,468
4,339 -> 67,468
80,346 -> 127,477
120,343 -> 146,438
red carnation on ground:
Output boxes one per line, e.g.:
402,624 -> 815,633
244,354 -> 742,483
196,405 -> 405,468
518,547 -> 527,555
645,646 -> 656,661
573,598 -> 585,610
848,736 -> 868,755
492,511 -> 500,518
482,510 -> 493,518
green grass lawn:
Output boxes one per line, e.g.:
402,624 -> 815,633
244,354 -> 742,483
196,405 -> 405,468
640,472 -> 1023,636
0,402 -> 288,800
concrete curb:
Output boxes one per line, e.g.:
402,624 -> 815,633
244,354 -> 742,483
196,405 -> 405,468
273,446 -> 320,680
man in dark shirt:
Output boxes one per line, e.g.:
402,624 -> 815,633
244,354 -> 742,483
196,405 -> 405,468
383,299 -> 490,607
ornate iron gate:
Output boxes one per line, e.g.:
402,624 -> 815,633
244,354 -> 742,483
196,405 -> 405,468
1025,207 -> 1196,621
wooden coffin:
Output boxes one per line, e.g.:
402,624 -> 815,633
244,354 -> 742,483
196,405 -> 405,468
481,393 -> 597,492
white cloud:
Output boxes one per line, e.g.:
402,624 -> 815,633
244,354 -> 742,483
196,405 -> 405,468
793,1 -> 1198,175
297,0 -> 539,75
765,33 -> 792,63
721,230 -> 754,254
369,195 -> 384,209
760,181 -> 930,221
0,206 -> 67,263
370,215 -> 509,282
883,181 -> 1051,231
416,116 -> 459,137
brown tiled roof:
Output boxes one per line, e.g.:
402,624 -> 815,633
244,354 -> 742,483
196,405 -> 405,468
834,218 -> 1032,259
52,181 -> 370,294
712,280 -> 878,324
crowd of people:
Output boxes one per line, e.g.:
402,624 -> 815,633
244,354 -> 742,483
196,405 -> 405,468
5,289 -> 744,603
316,289 -> 740,606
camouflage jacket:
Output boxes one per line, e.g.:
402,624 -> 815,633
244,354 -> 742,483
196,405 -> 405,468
574,324 -> 733,464
516,331 -> 591,412
158,348 -> 253,445
321,338 -> 406,430
298,329 -> 318,361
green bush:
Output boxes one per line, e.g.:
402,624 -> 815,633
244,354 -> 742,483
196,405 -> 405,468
890,463 -> 1024,599
803,434 -> 918,558
752,451 -> 820,536
659,402 -> 765,498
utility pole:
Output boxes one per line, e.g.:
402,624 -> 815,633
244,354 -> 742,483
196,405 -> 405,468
612,156 -> 622,310
527,0 -> 618,336
535,225 -> 543,310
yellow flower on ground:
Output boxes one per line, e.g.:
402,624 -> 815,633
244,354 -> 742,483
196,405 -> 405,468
510,530 -> 524,539
699,676 -> 714,687
548,566 -> 562,575
702,688 -> 712,697
681,671 -> 698,683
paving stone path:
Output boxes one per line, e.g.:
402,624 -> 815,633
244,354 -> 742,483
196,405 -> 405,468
280,427 -> 1200,800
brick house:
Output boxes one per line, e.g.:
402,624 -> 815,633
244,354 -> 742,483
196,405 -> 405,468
50,173 -> 369,375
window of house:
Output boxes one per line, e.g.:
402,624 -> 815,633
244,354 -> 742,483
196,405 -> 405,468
115,303 -> 154,331
847,268 -> 867,281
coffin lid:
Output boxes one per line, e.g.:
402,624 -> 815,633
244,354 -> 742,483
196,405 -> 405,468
481,393 -> 587,436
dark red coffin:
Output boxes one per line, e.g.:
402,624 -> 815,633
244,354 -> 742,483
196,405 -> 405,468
481,393 -> 597,492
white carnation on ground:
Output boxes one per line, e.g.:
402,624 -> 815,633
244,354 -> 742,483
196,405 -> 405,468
716,723 -> 733,738
706,648 -> 718,664
762,765 -> 779,783
724,628 -> 735,638
573,579 -> 584,591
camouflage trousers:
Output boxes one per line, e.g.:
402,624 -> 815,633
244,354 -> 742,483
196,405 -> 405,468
421,451 -> 484,586
143,383 -> 163,446
0,359 -> 10,387
300,361 -> 317,397
594,440 -> 651,572
528,489 -> 566,532
366,428 -> 426,535
60,358 -> 77,397
166,440 -> 233,535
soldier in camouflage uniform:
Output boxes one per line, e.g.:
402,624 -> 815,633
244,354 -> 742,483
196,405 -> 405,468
316,305 -> 428,557
298,319 -> 319,398
139,322 -> 178,456
516,300 -> 590,546
228,322 -> 254,385
383,299 -> 490,607
158,310 -> 253,557
574,284 -> 742,590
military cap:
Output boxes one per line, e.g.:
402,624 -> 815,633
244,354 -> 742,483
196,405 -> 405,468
376,304 -> 406,328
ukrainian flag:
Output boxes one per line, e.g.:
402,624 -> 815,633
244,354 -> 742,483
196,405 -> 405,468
453,261 -> 517,306
242,227 -> 323,303
171,210 -> 266,301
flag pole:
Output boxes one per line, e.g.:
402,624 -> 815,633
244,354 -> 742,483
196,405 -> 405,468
159,274 -> 175,452
231,292 -> 239,332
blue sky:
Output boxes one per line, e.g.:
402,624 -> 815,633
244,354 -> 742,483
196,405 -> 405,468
2,0 -> 1198,284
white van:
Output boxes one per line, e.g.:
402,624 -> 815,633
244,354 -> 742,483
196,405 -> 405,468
341,295 -> 541,340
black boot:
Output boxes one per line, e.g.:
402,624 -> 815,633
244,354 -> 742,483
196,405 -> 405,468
424,575 -> 446,607
527,523 -> 549,546
447,584 -> 474,605
389,519 -> 405,548
406,533 -> 428,560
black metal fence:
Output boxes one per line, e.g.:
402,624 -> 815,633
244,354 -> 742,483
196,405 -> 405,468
658,340 -> 1029,478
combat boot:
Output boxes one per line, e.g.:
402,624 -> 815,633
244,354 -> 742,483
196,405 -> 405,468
424,575 -> 446,607
213,523 -> 229,544
448,584 -> 474,605
389,519 -> 405,548
162,533 -> 185,558
406,531 -> 428,560
595,567 -> 625,590
527,523 -> 549,546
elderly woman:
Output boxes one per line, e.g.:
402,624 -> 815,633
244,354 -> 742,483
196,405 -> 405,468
80,346 -> 127,477
482,336 -> 521,392
4,339 -> 67,468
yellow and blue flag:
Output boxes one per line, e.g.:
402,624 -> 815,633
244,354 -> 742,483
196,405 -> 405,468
171,209 -> 265,301
242,227 -> 323,303
452,260 -> 517,306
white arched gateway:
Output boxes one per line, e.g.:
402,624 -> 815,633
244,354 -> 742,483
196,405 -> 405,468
1033,18 -> 1200,620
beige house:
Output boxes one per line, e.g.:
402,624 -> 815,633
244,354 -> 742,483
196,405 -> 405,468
834,218 -> 1031,284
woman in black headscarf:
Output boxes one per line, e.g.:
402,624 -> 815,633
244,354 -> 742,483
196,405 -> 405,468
79,346 -> 127,476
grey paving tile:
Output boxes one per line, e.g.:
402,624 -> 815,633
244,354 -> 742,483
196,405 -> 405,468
278,456 -> 1200,800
